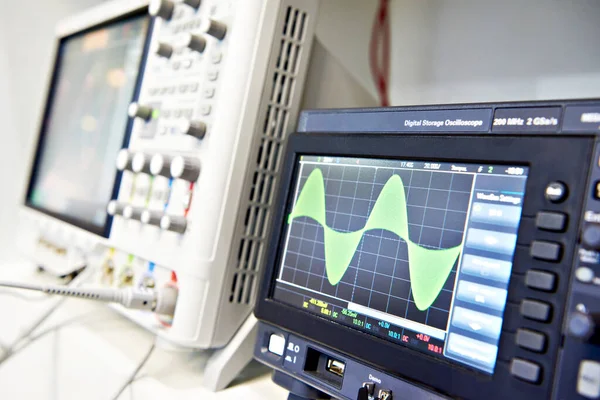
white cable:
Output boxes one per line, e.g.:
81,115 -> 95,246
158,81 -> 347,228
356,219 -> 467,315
0,281 -> 178,316
110,338 -> 157,400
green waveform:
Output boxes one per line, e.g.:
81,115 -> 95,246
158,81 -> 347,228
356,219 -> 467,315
288,168 -> 463,311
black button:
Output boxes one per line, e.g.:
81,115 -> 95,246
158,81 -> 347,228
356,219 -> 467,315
516,329 -> 546,352
525,270 -> 557,292
521,299 -> 552,322
545,181 -> 568,203
510,358 -> 542,383
530,241 -> 562,262
535,212 -> 567,232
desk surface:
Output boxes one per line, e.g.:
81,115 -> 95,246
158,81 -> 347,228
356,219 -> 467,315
0,258 -> 287,400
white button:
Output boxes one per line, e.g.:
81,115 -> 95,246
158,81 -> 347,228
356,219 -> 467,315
268,334 -> 285,356
183,59 -> 193,69
578,360 -> 600,398
577,267 -> 595,283
200,105 -> 211,116
207,69 -> 219,81
203,88 -> 215,98
211,51 -> 222,64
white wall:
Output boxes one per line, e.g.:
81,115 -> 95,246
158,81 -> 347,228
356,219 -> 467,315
0,0 -> 101,259
388,0 -> 600,104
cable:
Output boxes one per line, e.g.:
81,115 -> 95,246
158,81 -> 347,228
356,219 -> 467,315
369,0 -> 391,106
110,338 -> 157,400
0,281 -> 178,316
0,289 -> 50,302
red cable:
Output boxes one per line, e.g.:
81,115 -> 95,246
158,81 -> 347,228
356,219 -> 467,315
370,0 -> 390,106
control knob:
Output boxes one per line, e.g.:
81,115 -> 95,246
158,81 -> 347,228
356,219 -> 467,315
149,0 -> 175,20
179,120 -> 206,140
150,154 -> 173,178
107,201 -> 125,216
181,33 -> 206,54
582,224 -> 600,250
128,103 -> 154,121
132,152 -> 152,175
170,156 -> 200,182
123,206 -> 143,221
141,210 -> 163,226
183,0 -> 201,10
116,149 -> 133,171
204,19 -> 227,40
160,215 -> 187,234
153,42 -> 174,59
568,311 -> 600,342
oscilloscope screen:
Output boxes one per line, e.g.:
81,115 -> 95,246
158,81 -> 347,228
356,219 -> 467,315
26,14 -> 149,236
272,155 -> 528,374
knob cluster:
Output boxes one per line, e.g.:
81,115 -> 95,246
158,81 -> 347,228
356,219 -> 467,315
107,201 -> 188,234
116,150 -> 201,183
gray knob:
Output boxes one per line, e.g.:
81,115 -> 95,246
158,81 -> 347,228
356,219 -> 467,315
141,210 -> 163,226
128,103 -> 154,121
160,215 -> 187,234
123,206 -> 143,221
182,33 -> 206,54
116,149 -> 133,171
149,0 -> 175,20
206,19 -> 227,40
183,0 -> 201,9
153,42 -> 174,59
132,152 -> 152,174
150,154 -> 173,178
568,312 -> 600,342
170,156 -> 200,181
180,120 -> 206,140
107,201 -> 125,216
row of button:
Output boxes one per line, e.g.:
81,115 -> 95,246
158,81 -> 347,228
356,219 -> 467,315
510,182 -> 570,383
108,202 -> 187,234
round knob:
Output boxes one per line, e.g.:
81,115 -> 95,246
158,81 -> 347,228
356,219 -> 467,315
150,154 -> 173,178
583,224 -> 600,250
149,0 -> 175,20
170,156 -> 200,181
132,152 -> 152,174
116,149 -> 133,171
128,103 -> 154,121
179,120 -> 206,140
107,201 -> 125,216
123,206 -> 143,221
153,42 -> 174,59
545,181 -> 568,203
141,210 -> 163,226
160,215 -> 187,233
205,19 -> 227,40
568,312 -> 598,341
183,0 -> 201,9
181,33 -> 206,54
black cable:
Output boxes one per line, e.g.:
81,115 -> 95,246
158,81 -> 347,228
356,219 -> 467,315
110,338 -> 157,400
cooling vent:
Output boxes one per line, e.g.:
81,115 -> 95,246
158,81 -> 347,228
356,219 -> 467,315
229,5 -> 308,304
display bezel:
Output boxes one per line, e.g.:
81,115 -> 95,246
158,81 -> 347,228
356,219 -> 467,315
255,132 -> 592,399
24,9 -> 153,237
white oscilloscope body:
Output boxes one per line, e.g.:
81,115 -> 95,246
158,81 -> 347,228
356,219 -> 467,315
18,0 -> 319,357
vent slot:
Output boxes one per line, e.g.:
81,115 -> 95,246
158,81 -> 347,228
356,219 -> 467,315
230,5 -> 309,304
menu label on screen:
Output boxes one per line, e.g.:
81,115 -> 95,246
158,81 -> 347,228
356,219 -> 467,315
492,107 -> 561,133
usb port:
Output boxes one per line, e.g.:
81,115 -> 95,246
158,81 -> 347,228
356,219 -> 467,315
326,358 -> 346,377
304,347 -> 345,388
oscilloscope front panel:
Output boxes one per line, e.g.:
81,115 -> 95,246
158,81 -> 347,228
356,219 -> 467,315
100,0 -> 319,348
255,100 -> 600,400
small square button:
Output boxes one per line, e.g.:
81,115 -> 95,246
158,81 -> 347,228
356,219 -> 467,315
578,360 -> 600,398
268,334 -> 286,356
516,329 -> 546,352
525,270 -> 557,292
203,88 -> 215,99
530,241 -> 562,262
521,299 -> 551,322
535,212 -> 567,232
211,51 -> 223,64
511,358 -> 541,383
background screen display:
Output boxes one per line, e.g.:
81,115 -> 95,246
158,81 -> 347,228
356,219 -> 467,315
272,155 -> 528,373
27,15 -> 148,234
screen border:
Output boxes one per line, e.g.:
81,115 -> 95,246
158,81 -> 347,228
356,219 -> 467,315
24,8 -> 153,237
255,132 -> 593,399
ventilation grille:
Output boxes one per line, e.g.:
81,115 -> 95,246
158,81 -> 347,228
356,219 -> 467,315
229,6 -> 309,304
